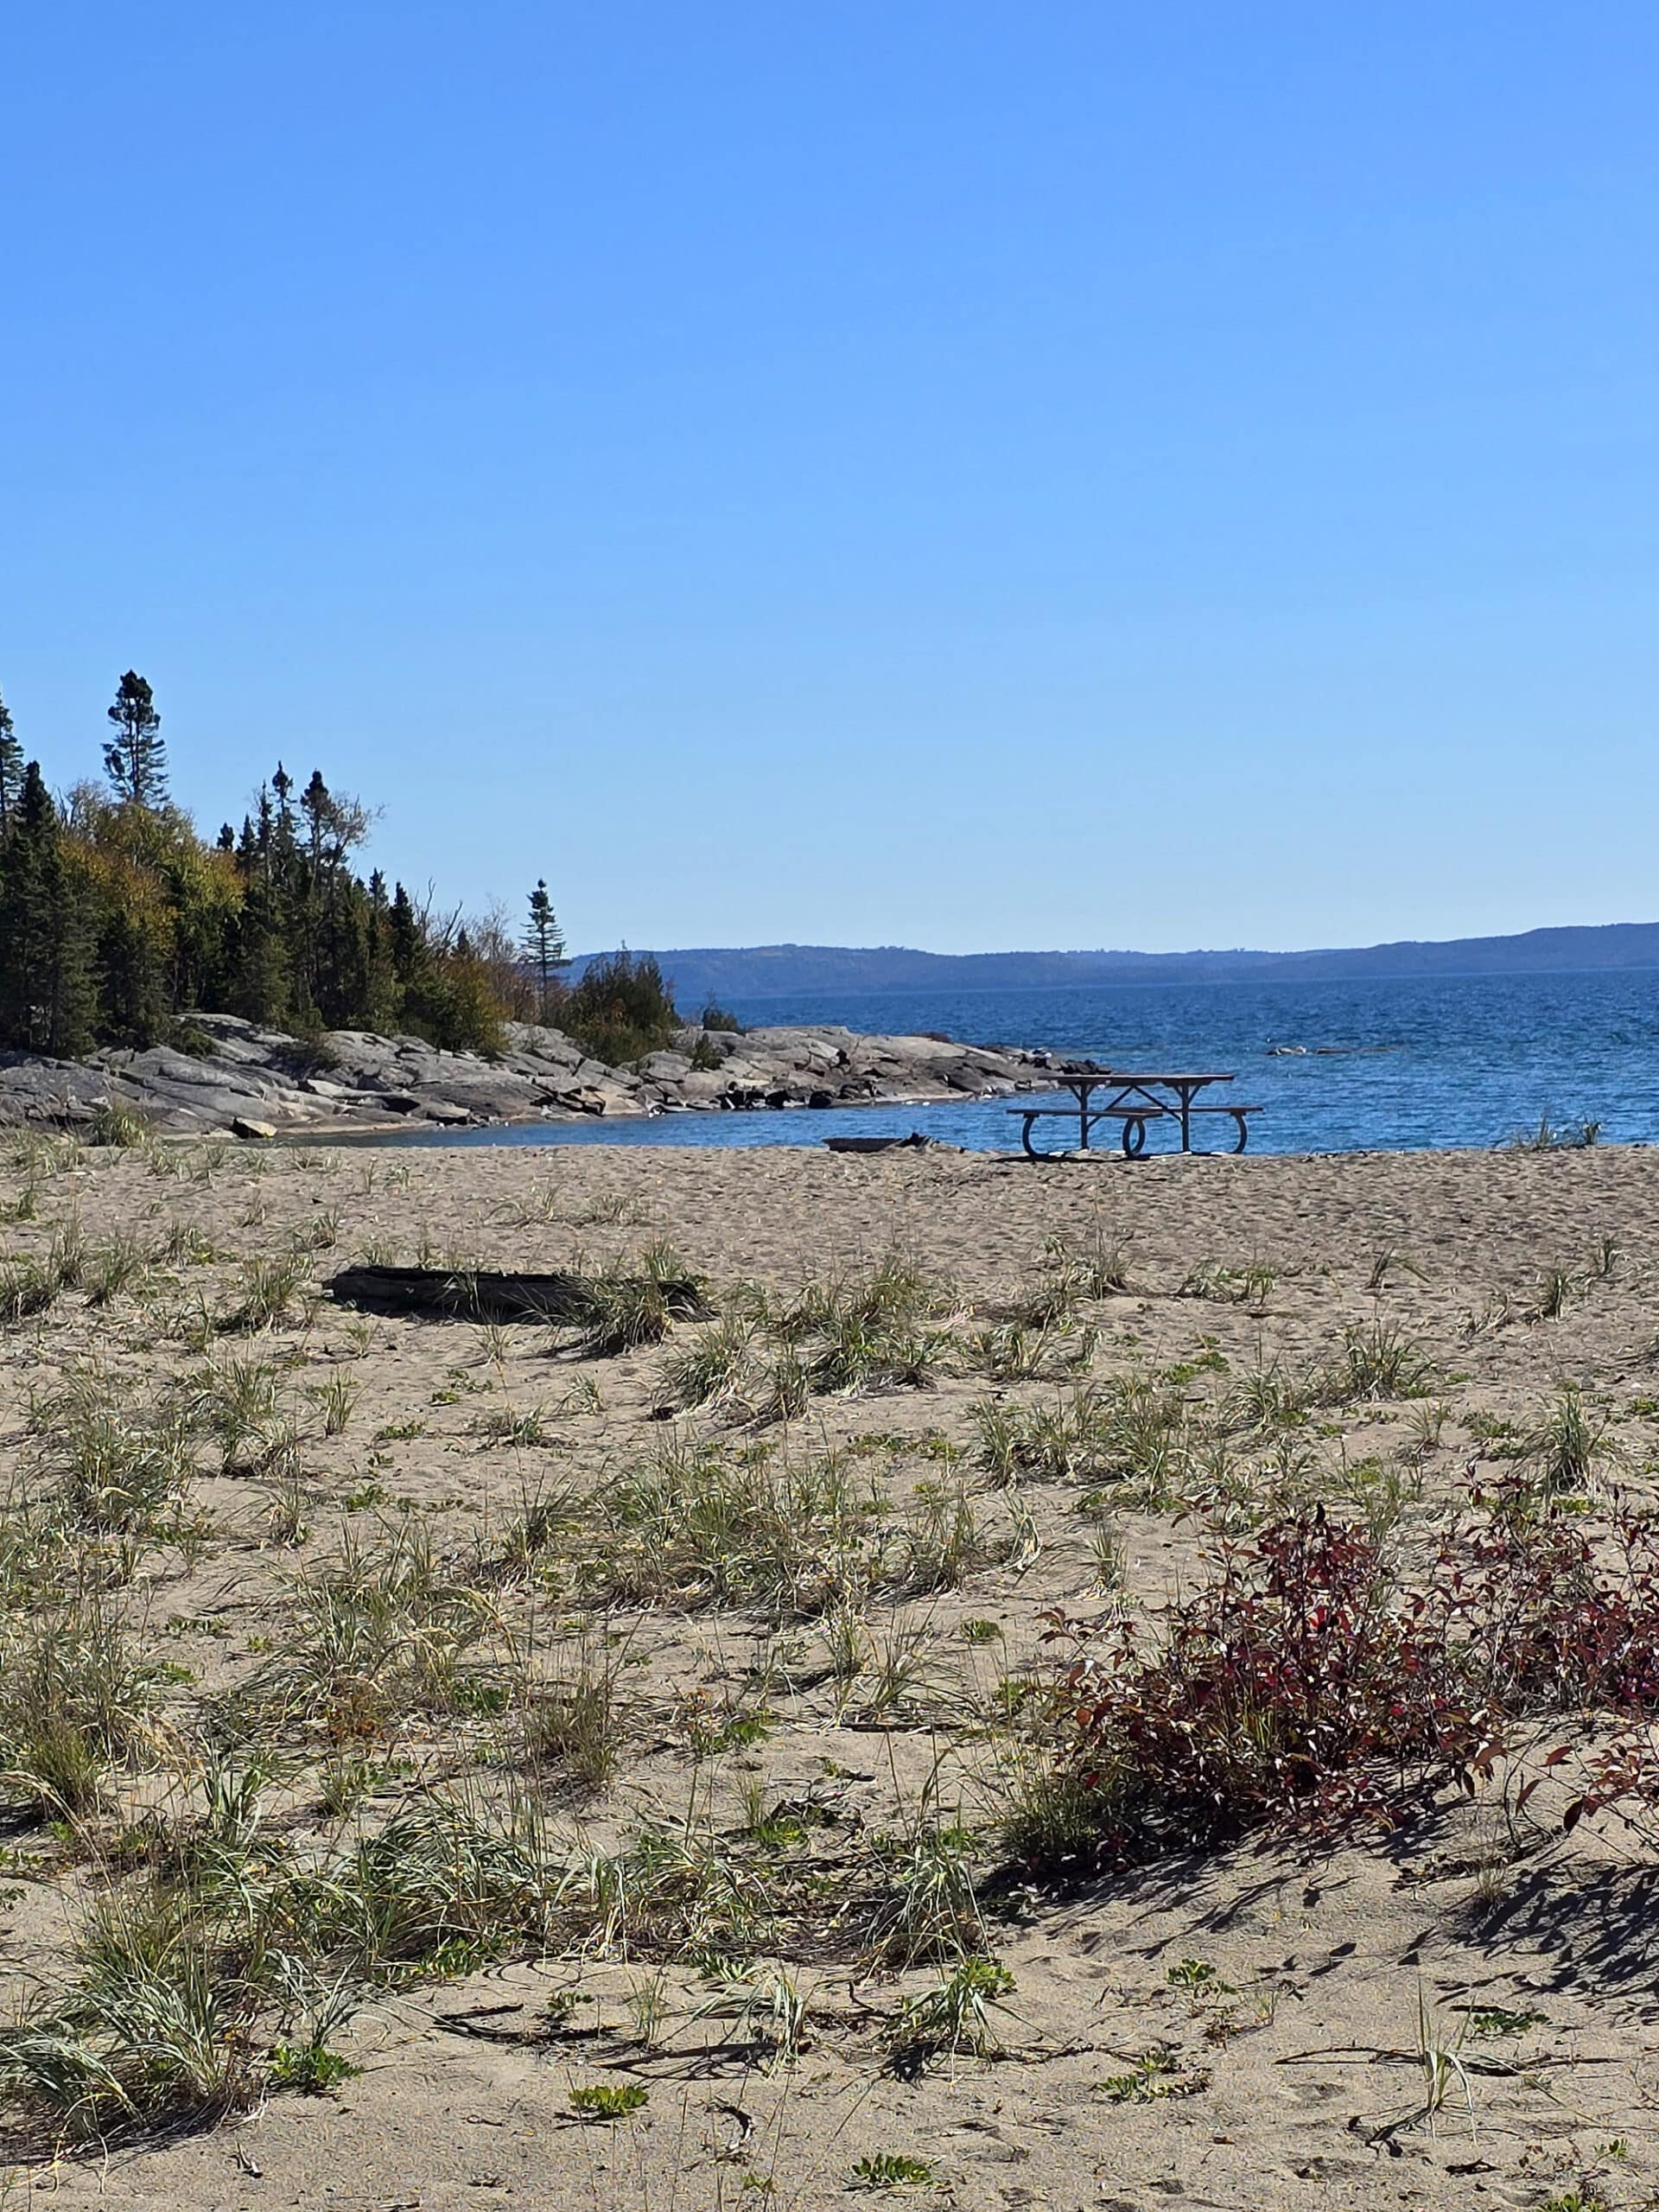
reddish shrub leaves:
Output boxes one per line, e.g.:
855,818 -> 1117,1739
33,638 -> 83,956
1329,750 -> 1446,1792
1023,1484 -> 1659,1868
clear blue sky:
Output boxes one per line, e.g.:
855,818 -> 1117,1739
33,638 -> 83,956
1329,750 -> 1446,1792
4,4 -> 1657,955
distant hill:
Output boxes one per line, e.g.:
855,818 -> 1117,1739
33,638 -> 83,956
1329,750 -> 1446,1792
569,925 -> 1659,1007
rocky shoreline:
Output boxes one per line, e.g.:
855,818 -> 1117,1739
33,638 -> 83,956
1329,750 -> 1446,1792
0,1014 -> 1058,1138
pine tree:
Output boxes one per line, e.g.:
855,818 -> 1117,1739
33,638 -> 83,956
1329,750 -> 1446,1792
524,880 -> 567,1021
104,671 -> 168,807
0,685 -> 23,829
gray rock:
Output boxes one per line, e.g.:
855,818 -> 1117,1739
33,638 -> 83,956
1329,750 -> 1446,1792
0,1013 -> 1039,1138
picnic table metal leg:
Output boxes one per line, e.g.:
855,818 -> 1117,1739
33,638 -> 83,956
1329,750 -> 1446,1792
1020,1113 -> 1046,1160
1230,1110 -> 1249,1153
1121,1115 -> 1147,1158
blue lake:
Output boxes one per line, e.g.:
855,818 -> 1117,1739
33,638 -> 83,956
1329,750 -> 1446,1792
376,969 -> 1659,1157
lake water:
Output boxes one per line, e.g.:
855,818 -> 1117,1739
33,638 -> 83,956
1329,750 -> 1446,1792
379,969 -> 1659,1157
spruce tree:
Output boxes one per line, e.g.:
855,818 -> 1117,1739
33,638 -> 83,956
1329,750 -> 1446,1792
104,671 -> 168,807
0,683 -> 527,1060
524,880 -> 567,1021
388,883 -> 424,985
0,765 -> 95,1055
0,685 -> 23,829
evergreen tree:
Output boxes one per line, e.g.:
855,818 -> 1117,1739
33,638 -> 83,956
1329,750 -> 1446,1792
104,671 -> 168,807
231,887 -> 292,1026
97,899 -> 171,1046
0,685 -> 23,829
270,763 -> 296,856
0,678 -> 536,1064
524,880 -> 567,1021
0,765 -> 96,1055
388,882 -> 424,986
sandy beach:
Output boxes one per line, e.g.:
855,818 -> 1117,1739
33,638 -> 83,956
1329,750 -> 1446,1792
3,1131 -> 1657,2210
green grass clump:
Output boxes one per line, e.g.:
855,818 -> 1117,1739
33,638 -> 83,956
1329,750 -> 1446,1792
518,1638 -> 630,1796
574,1243 -> 709,1357
30,1376 -> 195,1533
219,1252 -> 313,1335
85,1103 -> 154,1150
0,1601 -> 153,1815
0,1884 -> 268,2139
302,1794 -> 558,1976
1528,1382 -> 1611,1494
887,1957 -> 1015,2065
243,1520 -> 504,1740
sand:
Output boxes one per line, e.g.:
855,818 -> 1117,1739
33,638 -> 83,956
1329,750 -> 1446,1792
2,1134 -> 1657,2210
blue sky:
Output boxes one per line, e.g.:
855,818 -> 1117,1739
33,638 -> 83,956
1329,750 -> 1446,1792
3,4 -> 1657,954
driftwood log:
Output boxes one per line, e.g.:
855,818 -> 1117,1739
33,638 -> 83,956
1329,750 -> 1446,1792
327,1263 -> 713,1326
821,1132 -> 938,1155
328,1266 -> 602,1323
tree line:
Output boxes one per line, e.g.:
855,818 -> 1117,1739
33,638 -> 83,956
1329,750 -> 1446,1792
0,672 -> 588,1060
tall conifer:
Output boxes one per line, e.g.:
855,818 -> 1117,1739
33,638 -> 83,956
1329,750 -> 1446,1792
524,880 -> 567,1021
104,671 -> 168,807
0,765 -> 95,1055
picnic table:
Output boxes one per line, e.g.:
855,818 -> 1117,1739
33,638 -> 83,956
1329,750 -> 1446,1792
1009,1068 -> 1260,1159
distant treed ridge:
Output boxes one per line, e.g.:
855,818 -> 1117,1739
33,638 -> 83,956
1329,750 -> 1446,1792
567,921 -> 1659,1007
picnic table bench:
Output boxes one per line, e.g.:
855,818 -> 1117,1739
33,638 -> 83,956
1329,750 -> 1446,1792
1009,1069 -> 1261,1158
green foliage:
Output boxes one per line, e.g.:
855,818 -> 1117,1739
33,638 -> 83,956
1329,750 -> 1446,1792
574,1243 -> 711,1358
568,2082 -> 649,2121
399,949 -> 506,1056
0,682 -> 541,1058
851,2152 -> 936,2188
103,671 -> 168,808
268,2038 -> 361,2093
1096,2044 -> 1209,2102
558,950 -> 680,1064
0,1878 -> 264,2139
0,1598 -> 153,1816
0,765 -> 97,1056
887,1957 -> 1015,2063
700,1002 -> 742,1032
524,879 -> 568,1022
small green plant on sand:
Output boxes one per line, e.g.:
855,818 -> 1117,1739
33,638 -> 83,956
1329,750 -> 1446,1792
1096,2044 -> 1210,2103
887,1957 -> 1014,2066
269,2039 -> 362,2094
852,2152 -> 936,2189
569,2082 -> 649,2121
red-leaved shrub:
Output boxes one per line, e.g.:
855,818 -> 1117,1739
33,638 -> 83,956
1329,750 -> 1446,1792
1010,1485 -> 1659,1871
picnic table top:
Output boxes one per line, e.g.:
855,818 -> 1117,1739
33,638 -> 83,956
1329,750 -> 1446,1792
1057,1068 -> 1236,1085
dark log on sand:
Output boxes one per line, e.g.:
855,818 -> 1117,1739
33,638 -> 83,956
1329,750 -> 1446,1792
327,1263 -> 714,1325
821,1132 -> 939,1155
328,1266 -> 601,1322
